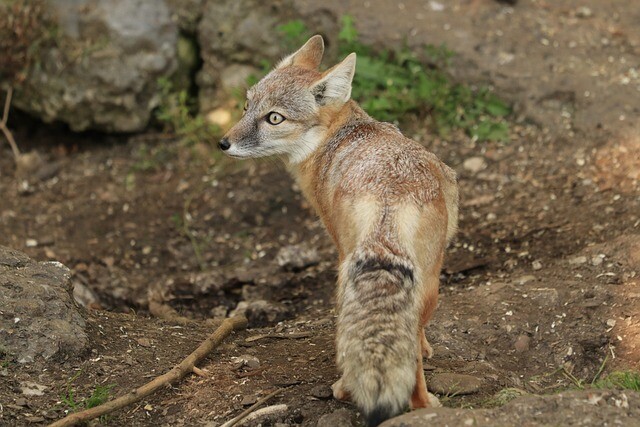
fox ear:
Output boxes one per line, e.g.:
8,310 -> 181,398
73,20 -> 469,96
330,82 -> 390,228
277,34 -> 324,70
310,53 -> 356,105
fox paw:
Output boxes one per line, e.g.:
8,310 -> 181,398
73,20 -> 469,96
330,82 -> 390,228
421,334 -> 434,359
332,378 -> 351,402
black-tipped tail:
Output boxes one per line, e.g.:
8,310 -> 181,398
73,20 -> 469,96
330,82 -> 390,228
365,405 -> 400,427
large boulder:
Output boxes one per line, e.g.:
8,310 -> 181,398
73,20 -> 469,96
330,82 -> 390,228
9,0 -> 178,132
381,389 -> 640,427
0,246 -> 87,363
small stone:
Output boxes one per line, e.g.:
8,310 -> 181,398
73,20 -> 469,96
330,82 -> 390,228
591,254 -> 605,266
15,397 -> 28,407
241,395 -> 258,406
429,373 -> 482,396
515,275 -> 536,285
568,256 -> 587,265
276,243 -> 320,271
309,384 -> 332,399
463,156 -> 487,174
137,338 -> 152,347
232,354 -> 260,370
317,409 -> 354,427
206,108 -> 233,128
514,335 -> 531,352
20,381 -> 47,396
25,239 -> 38,248
576,6 -> 593,18
532,260 -> 543,271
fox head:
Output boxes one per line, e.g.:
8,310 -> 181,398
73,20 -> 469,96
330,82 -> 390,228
219,35 -> 356,163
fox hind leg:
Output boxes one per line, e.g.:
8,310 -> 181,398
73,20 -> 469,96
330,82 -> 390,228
419,284 -> 439,359
411,331 -> 431,409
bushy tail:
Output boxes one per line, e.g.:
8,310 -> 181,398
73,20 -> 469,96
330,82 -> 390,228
336,245 -> 420,426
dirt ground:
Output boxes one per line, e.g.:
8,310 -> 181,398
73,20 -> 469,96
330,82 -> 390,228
1,0 -> 639,426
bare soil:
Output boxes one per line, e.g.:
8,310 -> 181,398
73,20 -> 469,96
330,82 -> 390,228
1,0 -> 639,426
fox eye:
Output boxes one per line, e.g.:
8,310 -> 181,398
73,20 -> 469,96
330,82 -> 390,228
266,112 -> 285,125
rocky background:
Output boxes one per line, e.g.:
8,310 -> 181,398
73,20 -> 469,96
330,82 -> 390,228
1,0 -> 639,426
0,0 -> 336,132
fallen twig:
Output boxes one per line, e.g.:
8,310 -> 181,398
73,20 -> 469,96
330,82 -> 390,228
220,387 -> 286,427
48,316 -> 248,427
232,404 -> 288,426
1,87 -> 21,161
245,332 -> 313,343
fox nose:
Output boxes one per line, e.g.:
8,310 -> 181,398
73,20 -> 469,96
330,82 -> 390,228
219,138 -> 231,151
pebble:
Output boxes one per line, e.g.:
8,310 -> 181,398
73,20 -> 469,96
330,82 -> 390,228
241,395 -> 257,406
19,381 -> 47,396
568,255 -> 587,265
514,335 -> 531,352
532,260 -> 543,271
231,354 -> 260,370
309,384 -> 332,399
463,156 -> 487,174
575,6 -> 593,18
429,373 -> 482,395
276,243 -> 320,271
317,409 -> 354,427
515,275 -> 536,285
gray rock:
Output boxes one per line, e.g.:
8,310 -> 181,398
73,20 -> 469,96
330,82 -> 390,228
317,409 -> 354,427
0,246 -> 87,363
428,373 -> 482,396
309,384 -> 332,400
381,390 -> 640,426
9,0 -> 178,132
276,243 -> 321,271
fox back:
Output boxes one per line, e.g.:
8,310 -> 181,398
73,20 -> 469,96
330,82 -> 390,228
220,35 -> 459,426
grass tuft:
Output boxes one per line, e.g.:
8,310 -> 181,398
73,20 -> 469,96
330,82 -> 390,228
277,15 -> 511,142
593,371 -> 640,392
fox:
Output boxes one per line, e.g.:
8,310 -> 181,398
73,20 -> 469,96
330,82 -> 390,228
219,35 -> 459,426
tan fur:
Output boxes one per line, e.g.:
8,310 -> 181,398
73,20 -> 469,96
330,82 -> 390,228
220,36 -> 459,426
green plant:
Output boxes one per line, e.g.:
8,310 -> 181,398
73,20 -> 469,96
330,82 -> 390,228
272,16 -> 511,142
156,77 -> 220,147
276,19 -> 311,51
0,0 -> 57,83
593,371 -> 640,392
84,384 -> 115,409
61,373 -> 115,414
60,372 -> 82,411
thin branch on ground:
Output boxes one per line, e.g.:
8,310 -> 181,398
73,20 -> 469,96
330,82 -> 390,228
1,87 -> 21,161
220,388 -> 286,427
48,316 -> 248,427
